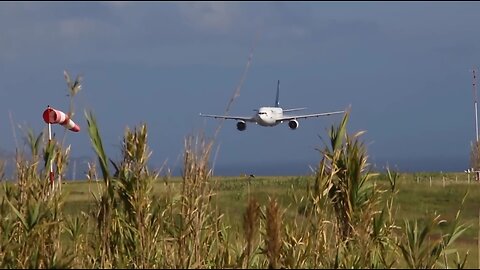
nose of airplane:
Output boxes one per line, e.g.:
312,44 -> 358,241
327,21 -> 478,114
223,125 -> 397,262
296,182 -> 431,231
255,112 -> 264,123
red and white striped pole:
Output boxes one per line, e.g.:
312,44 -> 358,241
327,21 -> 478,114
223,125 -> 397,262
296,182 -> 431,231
42,105 -> 80,191
47,116 -> 54,190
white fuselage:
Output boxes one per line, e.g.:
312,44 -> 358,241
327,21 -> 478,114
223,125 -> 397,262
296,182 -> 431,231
254,107 -> 283,126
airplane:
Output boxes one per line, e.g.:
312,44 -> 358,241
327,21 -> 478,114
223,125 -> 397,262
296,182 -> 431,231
199,80 -> 345,131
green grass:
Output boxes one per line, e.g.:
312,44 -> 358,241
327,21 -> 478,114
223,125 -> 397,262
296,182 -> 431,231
51,172 -> 480,268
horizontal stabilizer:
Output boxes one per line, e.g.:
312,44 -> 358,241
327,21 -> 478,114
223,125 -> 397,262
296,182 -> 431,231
283,107 -> 307,113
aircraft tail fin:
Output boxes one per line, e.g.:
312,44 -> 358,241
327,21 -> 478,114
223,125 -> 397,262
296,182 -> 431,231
275,80 -> 280,107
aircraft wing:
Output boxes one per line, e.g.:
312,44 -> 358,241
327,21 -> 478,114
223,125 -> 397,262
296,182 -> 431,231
277,110 -> 345,121
199,113 -> 255,122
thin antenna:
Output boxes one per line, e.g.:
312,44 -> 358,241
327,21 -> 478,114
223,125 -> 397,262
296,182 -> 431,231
473,68 -> 479,142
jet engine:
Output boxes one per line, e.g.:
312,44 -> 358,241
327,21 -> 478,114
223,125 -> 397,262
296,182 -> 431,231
288,119 -> 299,130
236,120 -> 247,131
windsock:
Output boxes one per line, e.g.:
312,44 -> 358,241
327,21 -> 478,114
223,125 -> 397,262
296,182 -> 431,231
42,106 -> 80,132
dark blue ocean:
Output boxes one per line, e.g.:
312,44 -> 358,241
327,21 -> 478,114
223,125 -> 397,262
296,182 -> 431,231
0,154 -> 470,180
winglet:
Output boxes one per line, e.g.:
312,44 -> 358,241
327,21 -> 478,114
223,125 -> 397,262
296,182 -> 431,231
275,80 -> 280,107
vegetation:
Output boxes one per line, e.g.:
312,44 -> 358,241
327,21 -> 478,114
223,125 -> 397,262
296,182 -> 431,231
0,108 -> 477,269
0,71 -> 477,268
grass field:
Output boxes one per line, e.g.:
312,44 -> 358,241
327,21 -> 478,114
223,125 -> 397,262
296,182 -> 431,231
55,172 -> 480,268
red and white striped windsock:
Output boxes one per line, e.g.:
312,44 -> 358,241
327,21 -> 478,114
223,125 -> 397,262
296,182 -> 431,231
42,106 -> 80,132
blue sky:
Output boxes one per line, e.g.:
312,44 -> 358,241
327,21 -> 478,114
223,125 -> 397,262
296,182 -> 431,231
1,1 -> 480,175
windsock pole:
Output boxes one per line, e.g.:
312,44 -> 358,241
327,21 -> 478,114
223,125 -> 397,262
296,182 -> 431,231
47,106 -> 55,191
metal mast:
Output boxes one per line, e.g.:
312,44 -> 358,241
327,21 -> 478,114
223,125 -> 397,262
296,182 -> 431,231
474,68 -> 479,142
472,68 -> 480,181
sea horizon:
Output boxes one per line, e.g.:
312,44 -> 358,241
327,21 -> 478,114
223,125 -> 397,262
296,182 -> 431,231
0,154 -> 470,181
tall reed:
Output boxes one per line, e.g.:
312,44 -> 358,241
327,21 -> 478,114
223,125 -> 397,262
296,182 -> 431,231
0,126 -> 73,268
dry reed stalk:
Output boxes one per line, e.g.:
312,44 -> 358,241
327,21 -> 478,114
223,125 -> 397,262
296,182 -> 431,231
177,134 -> 215,268
265,197 -> 282,269
243,197 -> 260,268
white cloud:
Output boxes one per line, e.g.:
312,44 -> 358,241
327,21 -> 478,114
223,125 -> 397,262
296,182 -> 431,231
59,18 -> 101,40
101,1 -> 133,8
177,2 -> 237,33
